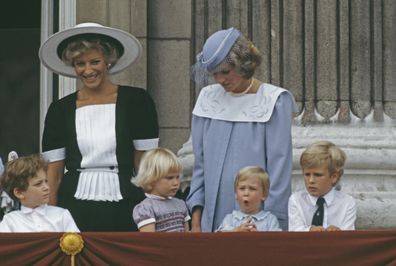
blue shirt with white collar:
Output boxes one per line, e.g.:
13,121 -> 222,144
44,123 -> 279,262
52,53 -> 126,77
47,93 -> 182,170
216,210 -> 281,232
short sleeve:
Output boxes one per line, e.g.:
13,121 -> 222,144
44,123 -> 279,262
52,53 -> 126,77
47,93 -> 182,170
42,101 -> 66,162
132,200 -> 156,228
216,214 -> 235,232
0,215 -> 12,232
267,213 -> 282,231
180,200 -> 191,222
62,209 -> 80,232
131,89 -> 159,150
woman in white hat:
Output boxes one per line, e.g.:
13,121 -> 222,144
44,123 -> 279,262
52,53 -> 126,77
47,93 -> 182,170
39,23 -> 159,231
186,28 -> 297,232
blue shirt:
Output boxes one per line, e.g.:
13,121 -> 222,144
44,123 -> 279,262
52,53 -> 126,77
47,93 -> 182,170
216,210 -> 281,232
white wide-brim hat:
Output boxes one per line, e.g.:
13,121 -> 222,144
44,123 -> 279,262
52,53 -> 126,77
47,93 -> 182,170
39,22 -> 142,77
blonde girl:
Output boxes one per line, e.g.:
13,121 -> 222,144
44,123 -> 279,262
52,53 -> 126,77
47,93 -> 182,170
132,148 -> 190,232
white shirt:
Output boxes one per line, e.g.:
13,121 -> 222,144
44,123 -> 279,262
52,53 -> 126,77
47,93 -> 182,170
74,104 -> 122,201
288,188 -> 356,231
0,204 -> 80,232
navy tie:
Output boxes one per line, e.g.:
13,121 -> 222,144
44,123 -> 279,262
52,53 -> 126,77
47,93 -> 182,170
312,197 -> 325,226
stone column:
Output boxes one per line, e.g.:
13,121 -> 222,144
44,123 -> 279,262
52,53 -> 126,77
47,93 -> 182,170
147,0 -> 192,152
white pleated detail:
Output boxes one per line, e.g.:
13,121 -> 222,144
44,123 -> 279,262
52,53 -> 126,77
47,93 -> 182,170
74,104 -> 122,201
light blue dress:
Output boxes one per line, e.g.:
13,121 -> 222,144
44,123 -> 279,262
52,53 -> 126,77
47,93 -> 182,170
186,83 -> 296,231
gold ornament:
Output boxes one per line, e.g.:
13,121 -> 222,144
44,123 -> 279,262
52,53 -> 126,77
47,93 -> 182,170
60,232 -> 84,266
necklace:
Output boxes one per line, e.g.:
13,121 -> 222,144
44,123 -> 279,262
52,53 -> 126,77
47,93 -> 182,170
229,78 -> 254,96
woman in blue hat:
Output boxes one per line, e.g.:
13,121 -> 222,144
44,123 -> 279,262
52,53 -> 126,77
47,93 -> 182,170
186,28 -> 296,231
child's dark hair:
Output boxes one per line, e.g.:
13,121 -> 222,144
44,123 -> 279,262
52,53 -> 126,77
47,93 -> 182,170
0,154 -> 48,201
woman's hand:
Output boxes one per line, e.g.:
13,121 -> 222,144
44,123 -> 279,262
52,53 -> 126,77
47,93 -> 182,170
191,207 -> 203,232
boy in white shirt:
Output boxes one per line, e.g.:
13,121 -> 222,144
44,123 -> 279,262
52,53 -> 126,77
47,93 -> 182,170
288,141 -> 356,231
0,154 -> 79,232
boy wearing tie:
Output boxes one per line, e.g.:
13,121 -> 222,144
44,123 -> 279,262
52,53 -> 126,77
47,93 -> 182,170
288,141 -> 356,231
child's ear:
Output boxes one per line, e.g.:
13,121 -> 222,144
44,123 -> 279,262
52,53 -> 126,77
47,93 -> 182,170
331,172 -> 340,185
13,188 -> 25,200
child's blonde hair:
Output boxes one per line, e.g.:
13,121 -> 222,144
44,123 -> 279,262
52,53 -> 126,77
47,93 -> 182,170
0,154 -> 48,201
234,166 -> 270,196
133,148 -> 182,192
300,141 -> 346,177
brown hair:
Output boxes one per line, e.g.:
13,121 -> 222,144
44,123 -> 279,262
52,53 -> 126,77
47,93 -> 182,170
213,34 -> 262,79
0,154 -> 48,201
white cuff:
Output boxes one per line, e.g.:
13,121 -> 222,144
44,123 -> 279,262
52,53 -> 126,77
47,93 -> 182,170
133,138 -> 159,151
42,148 -> 66,162
137,218 -> 156,228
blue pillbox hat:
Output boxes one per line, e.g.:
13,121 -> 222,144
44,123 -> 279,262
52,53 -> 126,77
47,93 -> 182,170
197,27 -> 241,72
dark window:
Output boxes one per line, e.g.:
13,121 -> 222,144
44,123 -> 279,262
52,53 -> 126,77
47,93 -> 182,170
0,1 -> 41,161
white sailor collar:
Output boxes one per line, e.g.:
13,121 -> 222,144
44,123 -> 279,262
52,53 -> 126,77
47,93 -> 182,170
192,83 -> 295,122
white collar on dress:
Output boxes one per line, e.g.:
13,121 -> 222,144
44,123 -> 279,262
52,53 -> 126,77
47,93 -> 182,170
193,83 -> 294,122
145,193 -> 172,200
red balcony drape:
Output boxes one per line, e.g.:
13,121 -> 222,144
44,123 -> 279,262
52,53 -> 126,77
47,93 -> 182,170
1,230 -> 396,266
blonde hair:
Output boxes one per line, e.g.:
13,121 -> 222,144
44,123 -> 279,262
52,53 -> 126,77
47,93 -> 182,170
132,148 -> 182,192
61,36 -> 120,67
300,141 -> 346,177
234,166 -> 270,196
0,154 -> 48,201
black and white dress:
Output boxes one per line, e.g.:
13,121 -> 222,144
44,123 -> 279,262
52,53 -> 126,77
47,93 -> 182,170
42,86 -> 159,231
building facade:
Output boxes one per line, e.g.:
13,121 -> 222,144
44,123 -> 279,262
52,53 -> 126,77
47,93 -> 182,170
36,0 -> 396,229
